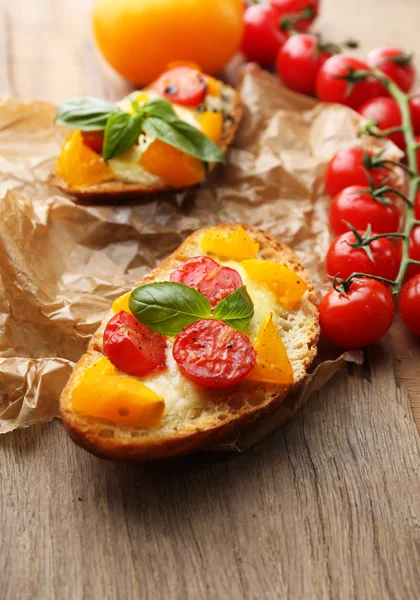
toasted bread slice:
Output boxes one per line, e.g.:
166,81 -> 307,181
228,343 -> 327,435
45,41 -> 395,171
51,82 -> 242,202
60,224 -> 319,461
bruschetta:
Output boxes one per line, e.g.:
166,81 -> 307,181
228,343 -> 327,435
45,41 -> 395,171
60,224 -> 319,460
52,65 -> 241,201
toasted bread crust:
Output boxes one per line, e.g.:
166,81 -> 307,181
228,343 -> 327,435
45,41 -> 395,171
60,224 -> 319,461
51,85 -> 242,203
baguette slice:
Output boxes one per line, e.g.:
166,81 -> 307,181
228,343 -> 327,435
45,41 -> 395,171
51,82 -> 242,202
60,224 -> 319,461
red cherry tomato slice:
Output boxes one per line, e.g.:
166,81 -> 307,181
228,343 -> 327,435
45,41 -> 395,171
270,0 -> 320,32
154,66 -> 207,107
315,55 -> 382,110
319,279 -> 395,349
103,311 -> 167,377
241,4 -> 288,65
326,230 -> 401,281
399,275 -> 420,336
359,97 -> 405,150
170,256 -> 243,307
276,33 -> 332,95
324,148 -> 392,198
367,47 -> 416,94
81,131 -> 104,154
173,319 -> 256,388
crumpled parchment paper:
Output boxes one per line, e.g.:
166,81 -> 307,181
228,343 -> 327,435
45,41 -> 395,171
1,64 -> 399,447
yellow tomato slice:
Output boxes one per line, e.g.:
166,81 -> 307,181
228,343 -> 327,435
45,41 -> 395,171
71,357 -> 165,428
112,291 -> 132,314
198,112 -> 223,142
241,260 -> 308,309
206,76 -> 222,98
56,130 -> 114,188
200,226 -> 259,261
247,314 -> 294,384
139,139 -> 205,187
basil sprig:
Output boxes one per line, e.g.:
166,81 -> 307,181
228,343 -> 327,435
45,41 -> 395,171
55,97 -> 225,163
128,283 -> 254,336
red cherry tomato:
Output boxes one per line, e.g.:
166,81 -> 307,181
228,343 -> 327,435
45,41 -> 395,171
324,148 -> 393,199
399,275 -> 420,336
367,47 -> 416,94
319,279 -> 395,348
326,230 -> 401,281
315,55 -> 382,110
404,226 -> 420,280
170,256 -> 243,307
329,186 -> 401,236
81,131 -> 104,154
276,33 -> 332,95
103,311 -> 167,377
241,4 -> 288,65
154,66 -> 207,107
409,90 -> 420,136
173,319 -> 256,388
359,97 -> 405,150
270,0 -> 320,32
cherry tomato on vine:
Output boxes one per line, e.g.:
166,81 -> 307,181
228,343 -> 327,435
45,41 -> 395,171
326,230 -> 401,281
359,97 -> 405,150
315,55 -> 383,110
403,226 -> 420,280
173,319 -> 256,388
367,47 -> 416,94
270,0 -> 320,33
103,311 -> 167,377
154,66 -> 207,107
329,186 -> 401,236
241,4 -> 288,65
324,148 -> 393,198
409,90 -> 420,136
319,279 -> 395,348
82,131 -> 104,154
276,33 -> 333,95
399,274 -> 420,336
415,193 -> 420,220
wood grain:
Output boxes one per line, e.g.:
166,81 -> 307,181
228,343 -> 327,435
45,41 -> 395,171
1,0 -> 420,599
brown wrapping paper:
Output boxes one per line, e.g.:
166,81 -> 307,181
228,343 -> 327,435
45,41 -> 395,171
0,64 -> 398,448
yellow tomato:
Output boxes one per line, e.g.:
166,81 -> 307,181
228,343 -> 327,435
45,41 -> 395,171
200,226 -> 260,261
241,260 -> 308,308
198,112 -> 224,142
56,131 -> 114,188
92,0 -> 244,85
112,292 -> 132,314
247,314 -> 294,385
140,139 -> 205,187
71,357 -> 165,428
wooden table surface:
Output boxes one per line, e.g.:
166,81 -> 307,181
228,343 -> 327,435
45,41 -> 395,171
1,1 -> 420,599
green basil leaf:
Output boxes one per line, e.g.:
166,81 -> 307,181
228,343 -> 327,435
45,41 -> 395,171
129,282 -> 212,336
103,112 -> 144,161
212,286 -> 254,332
138,99 -> 178,121
143,117 -> 225,163
54,98 -> 119,131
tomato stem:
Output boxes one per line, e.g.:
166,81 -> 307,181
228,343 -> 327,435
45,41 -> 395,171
339,67 -> 419,296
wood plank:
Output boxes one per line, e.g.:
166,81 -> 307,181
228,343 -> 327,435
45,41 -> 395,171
1,342 -> 419,600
